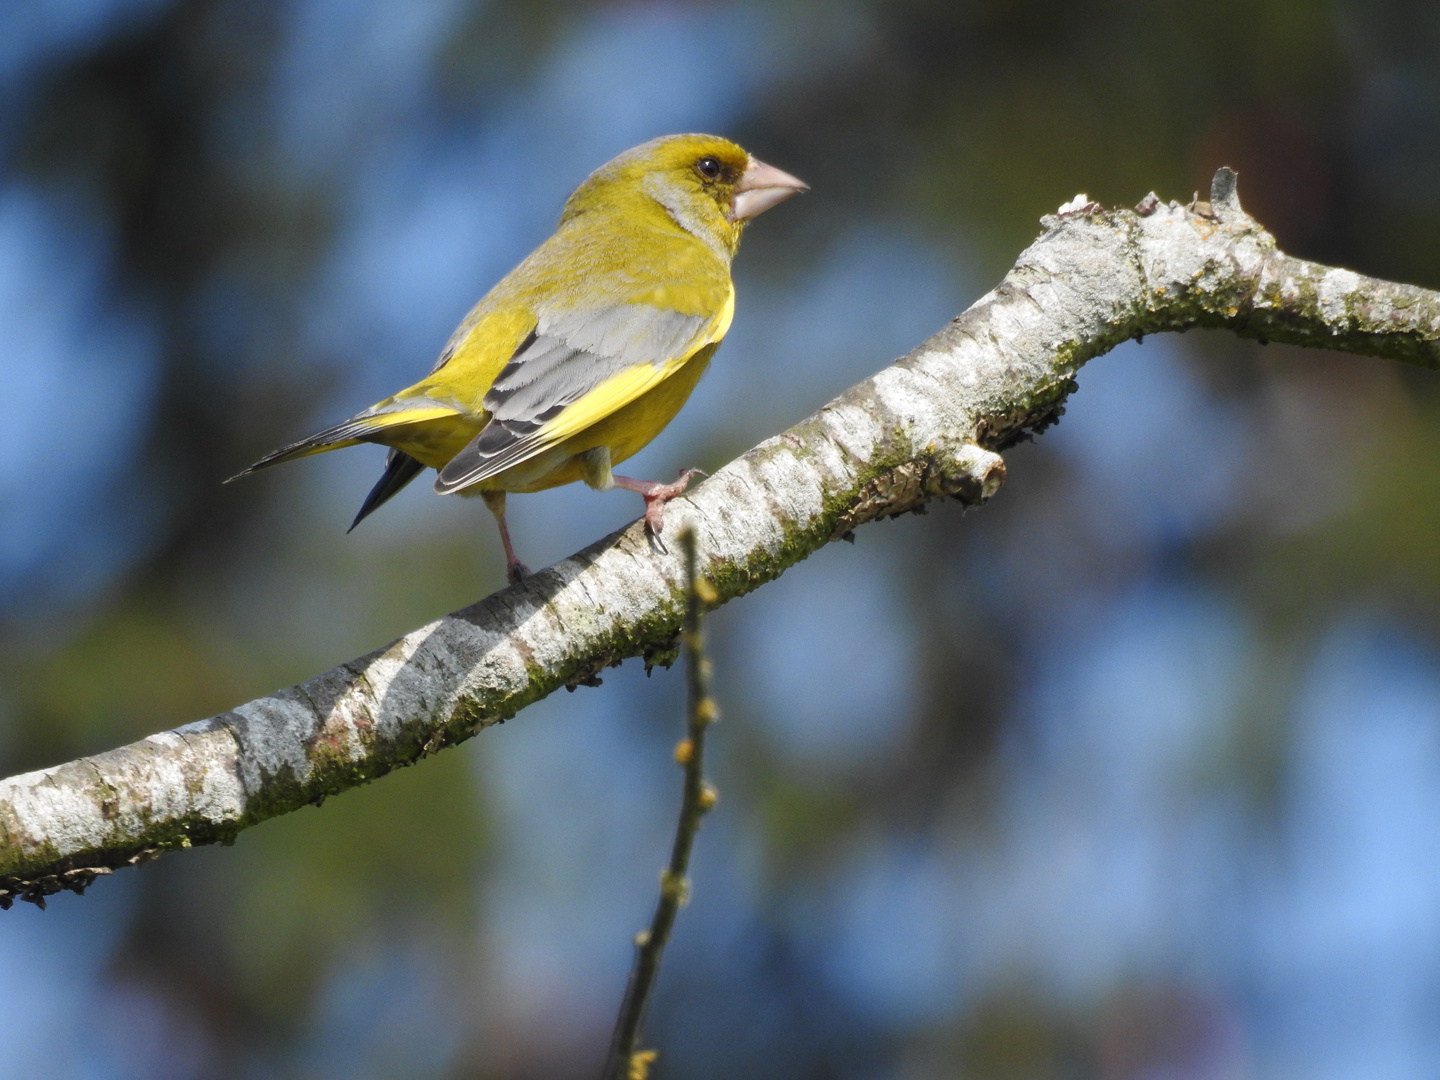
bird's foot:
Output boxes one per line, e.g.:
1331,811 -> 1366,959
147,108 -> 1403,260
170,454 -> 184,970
506,559 -> 532,587
614,468 -> 707,536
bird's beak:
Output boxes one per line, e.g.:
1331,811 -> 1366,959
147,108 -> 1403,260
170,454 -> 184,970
730,156 -> 809,222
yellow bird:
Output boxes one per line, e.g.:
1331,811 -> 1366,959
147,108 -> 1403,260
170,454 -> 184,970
232,134 -> 807,583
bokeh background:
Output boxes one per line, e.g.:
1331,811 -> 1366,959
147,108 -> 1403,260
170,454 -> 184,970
4,1 -> 1440,1076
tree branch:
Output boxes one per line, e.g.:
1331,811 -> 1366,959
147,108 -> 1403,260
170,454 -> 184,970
5,169 -> 1440,908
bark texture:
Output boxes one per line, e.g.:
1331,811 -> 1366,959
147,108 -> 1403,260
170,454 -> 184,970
5,170 -> 1440,908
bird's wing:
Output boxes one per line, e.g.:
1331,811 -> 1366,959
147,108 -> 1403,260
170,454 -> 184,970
433,289 -> 733,493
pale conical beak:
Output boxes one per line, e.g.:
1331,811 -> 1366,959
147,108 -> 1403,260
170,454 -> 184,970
729,155 -> 809,222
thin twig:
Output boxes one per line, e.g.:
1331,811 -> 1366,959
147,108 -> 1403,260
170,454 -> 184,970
601,527 -> 719,1080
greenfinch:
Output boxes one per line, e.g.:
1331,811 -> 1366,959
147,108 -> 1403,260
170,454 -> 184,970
233,133 -> 807,583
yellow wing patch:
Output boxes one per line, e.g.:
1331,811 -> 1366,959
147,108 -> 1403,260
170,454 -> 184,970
354,404 -> 461,429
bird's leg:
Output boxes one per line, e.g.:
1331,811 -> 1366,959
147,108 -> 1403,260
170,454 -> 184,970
612,469 -> 706,535
580,446 -> 704,535
481,490 -> 530,585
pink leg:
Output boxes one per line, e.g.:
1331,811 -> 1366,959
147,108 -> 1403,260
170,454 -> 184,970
612,469 -> 705,535
482,490 -> 530,585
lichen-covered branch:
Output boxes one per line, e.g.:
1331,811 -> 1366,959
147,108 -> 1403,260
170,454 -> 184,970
4,169 -> 1439,908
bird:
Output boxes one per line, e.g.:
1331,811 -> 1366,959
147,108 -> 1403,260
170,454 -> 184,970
230,134 -> 807,584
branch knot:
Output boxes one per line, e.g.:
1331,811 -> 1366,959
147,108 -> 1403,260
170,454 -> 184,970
830,443 -> 1006,541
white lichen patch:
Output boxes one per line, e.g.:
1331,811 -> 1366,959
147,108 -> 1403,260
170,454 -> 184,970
871,365 -> 950,432
1319,268 -> 1362,323
1,767 -> 107,856
130,729 -> 242,821
820,400 -> 887,462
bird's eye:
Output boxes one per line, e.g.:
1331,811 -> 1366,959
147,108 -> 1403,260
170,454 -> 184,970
696,156 -> 722,180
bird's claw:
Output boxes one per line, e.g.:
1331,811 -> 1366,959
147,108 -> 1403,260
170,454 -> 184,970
643,468 -> 705,535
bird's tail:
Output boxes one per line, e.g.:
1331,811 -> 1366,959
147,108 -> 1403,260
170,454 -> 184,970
226,401 -> 460,482
348,449 -> 425,532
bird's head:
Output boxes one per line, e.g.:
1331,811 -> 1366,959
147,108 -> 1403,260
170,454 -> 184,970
562,134 -> 808,258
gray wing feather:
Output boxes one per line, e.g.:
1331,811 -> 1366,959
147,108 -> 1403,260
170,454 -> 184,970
486,304 -> 703,418
434,303 -> 706,493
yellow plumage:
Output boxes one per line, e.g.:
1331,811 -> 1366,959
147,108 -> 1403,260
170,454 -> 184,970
232,134 -> 806,581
